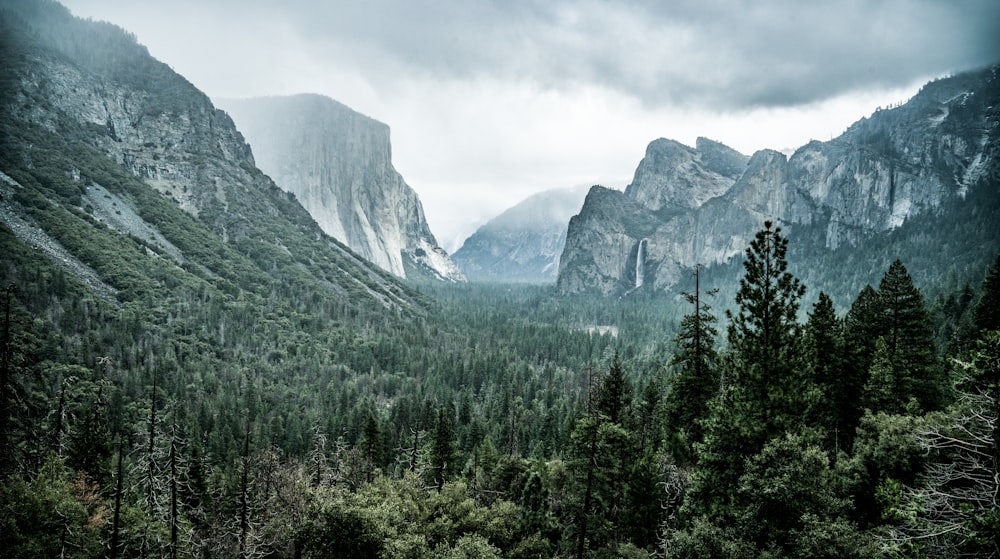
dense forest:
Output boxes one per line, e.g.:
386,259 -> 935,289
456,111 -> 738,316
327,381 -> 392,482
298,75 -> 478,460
2,214 -> 998,557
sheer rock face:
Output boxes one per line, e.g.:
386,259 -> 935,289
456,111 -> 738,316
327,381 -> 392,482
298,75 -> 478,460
2,1 -> 424,310
452,186 -> 588,283
9,46 -> 258,228
218,95 -> 463,282
624,137 -> 748,212
558,66 -> 1000,295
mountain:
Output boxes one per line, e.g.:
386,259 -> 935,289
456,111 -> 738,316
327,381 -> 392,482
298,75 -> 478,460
558,66 -> 1000,298
0,0 -> 430,315
451,186 -> 588,283
216,95 -> 465,283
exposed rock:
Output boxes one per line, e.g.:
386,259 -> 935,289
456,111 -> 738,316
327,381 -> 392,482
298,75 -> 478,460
558,66 -> 1000,295
1,0 -> 425,310
624,137 -> 747,212
218,95 -> 464,282
453,186 -> 587,283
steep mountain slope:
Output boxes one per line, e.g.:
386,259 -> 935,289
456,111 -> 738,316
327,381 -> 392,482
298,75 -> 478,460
452,186 -> 587,282
0,0 -> 428,314
217,95 -> 464,282
558,66 -> 1000,297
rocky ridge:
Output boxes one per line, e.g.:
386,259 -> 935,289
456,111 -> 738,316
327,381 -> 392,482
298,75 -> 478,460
1,0 -> 425,311
452,186 -> 588,282
557,66 -> 1000,296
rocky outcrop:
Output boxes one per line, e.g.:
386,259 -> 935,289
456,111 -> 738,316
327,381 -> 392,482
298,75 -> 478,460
453,186 -> 587,283
218,95 -> 464,282
624,137 -> 748,212
556,186 -> 663,294
1,0 -> 425,310
558,66 -> 1000,295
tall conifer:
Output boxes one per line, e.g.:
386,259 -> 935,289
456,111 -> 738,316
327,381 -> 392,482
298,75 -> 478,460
725,220 -> 809,436
664,265 -> 718,464
875,259 -> 943,411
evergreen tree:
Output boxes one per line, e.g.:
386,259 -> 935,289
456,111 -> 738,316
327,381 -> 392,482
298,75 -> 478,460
875,259 -> 944,411
664,266 -> 719,464
724,221 -> 809,439
66,380 -> 112,485
360,413 -> 384,482
428,407 -> 458,492
596,351 -> 631,425
805,292 -> 850,447
681,222 -> 810,534
843,285 -> 884,434
973,255 -> 1000,335
519,469 -> 554,539
861,338 -> 903,414
844,285 -> 882,379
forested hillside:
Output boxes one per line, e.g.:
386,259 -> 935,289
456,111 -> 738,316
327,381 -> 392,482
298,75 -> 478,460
2,1 -> 999,558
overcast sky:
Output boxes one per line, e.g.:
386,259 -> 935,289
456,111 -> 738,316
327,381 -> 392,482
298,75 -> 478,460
61,0 -> 1000,250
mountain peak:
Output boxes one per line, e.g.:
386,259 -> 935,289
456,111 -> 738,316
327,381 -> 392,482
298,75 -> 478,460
452,186 -> 588,283
624,137 -> 746,212
218,95 -> 464,282
559,65 -> 999,295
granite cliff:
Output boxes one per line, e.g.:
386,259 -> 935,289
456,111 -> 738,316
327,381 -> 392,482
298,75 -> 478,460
558,66 -> 1000,296
0,0 -> 425,311
218,95 -> 464,282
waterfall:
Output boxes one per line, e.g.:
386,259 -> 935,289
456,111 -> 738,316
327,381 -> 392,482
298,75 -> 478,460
635,238 -> 647,288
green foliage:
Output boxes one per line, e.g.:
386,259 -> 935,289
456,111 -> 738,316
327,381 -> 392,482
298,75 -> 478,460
299,502 -> 382,559
884,333 -> 1000,559
0,453 -> 105,559
664,272 -> 719,464
596,352 -> 631,425
973,255 -> 1000,334
428,408 -> 459,491
735,430 -> 858,556
806,292 -> 846,432
725,221 -> 812,438
875,259 -> 945,411
1,8 -> 995,553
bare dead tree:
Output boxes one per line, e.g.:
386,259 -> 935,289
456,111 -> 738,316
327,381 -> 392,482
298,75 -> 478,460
111,433 -> 124,559
887,340 -> 999,559
656,461 -> 690,559
308,425 -> 328,487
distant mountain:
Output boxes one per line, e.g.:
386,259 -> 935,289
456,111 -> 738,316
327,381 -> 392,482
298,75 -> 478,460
558,66 -> 1000,299
217,95 -> 464,283
452,186 -> 588,283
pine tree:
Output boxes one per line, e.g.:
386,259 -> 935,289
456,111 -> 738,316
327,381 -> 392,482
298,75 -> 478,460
66,381 -> 111,485
862,337 -> 902,414
725,221 -> 809,437
597,352 -> 630,426
973,255 -> 1000,335
428,407 -> 458,492
682,222 -> 809,526
806,292 -> 850,447
875,259 -> 943,411
844,285 -> 882,379
360,413 -> 384,483
664,265 -> 718,464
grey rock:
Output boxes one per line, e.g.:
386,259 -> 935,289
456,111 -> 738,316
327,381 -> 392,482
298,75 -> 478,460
558,66 -> 1000,295
453,186 -> 588,283
217,95 -> 465,282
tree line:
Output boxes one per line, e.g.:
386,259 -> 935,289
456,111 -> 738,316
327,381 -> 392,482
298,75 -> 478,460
1,221 -> 998,558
